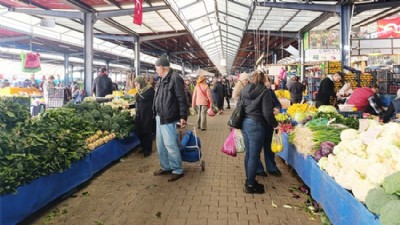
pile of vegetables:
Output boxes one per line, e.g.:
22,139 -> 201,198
103,98 -> 130,109
86,130 -> 116,150
65,101 -> 134,139
313,141 -> 335,162
275,113 -> 290,123
0,100 -> 136,195
274,90 -> 291,99
287,103 -> 317,122
318,120 -> 400,202
365,172 -> 400,225
289,125 -> 345,157
312,111 -> 359,129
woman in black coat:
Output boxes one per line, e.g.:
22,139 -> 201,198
135,77 -> 155,157
212,78 -> 224,113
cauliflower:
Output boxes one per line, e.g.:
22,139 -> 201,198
382,171 -> 400,196
318,157 -> 329,170
351,178 -> 377,202
353,158 -> 370,177
325,155 -> 341,178
365,187 -> 399,215
340,129 -> 359,141
366,163 -> 396,186
334,169 -> 361,190
379,200 -> 400,225
360,127 -> 384,145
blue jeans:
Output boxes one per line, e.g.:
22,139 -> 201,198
242,118 -> 265,186
155,116 -> 183,174
257,126 -> 279,173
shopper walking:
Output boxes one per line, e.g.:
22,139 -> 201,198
184,78 -> 193,114
153,56 -> 187,182
256,75 -> 282,177
279,67 -> 287,90
288,76 -> 304,104
232,72 -> 249,102
135,76 -> 155,158
212,78 -> 224,113
192,75 -> 213,131
240,71 -> 278,194
315,72 -> 342,108
222,77 -> 232,109
92,68 -> 113,97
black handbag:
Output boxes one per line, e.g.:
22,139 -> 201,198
227,99 -> 245,129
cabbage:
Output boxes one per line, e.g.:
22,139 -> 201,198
318,105 -> 337,113
293,112 -> 307,123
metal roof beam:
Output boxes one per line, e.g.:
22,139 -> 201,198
218,10 -> 246,23
170,49 -> 202,55
354,1 -> 400,14
299,12 -> 335,33
186,11 -> 214,23
96,6 -> 169,20
0,35 -> 31,43
353,8 -> 400,27
249,31 -> 298,39
279,10 -> 300,32
257,2 -> 340,13
139,32 -> 188,43
9,8 -> 83,19
227,0 -> 250,10
180,0 -> 203,11
95,34 -> 137,42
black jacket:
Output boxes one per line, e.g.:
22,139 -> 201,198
212,81 -> 224,108
92,74 -> 113,97
316,77 -> 335,105
153,70 -> 188,125
136,87 -> 155,134
241,83 -> 278,128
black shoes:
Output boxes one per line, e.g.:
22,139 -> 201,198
269,169 -> 282,177
201,129 -> 206,131
168,173 -> 184,182
244,180 -> 265,194
143,153 -> 152,158
153,169 -> 172,176
256,171 -> 268,177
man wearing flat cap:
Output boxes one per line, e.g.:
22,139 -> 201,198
153,55 -> 187,182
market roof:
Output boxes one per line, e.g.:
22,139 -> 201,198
0,0 -> 399,75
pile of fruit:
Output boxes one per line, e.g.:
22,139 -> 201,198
344,73 -> 358,89
360,73 -> 373,87
127,88 -> 137,95
86,130 -> 116,150
0,87 -> 42,96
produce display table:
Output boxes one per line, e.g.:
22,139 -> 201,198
0,133 -> 140,225
278,133 -> 380,225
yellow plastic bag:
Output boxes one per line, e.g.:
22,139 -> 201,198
271,130 -> 283,153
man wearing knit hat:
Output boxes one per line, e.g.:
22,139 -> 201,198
153,55 -> 187,182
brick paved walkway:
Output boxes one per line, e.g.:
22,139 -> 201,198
23,108 -> 320,225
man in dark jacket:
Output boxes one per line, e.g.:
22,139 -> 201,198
92,68 -> 113,97
315,72 -> 342,108
212,78 -> 224,113
288,76 -> 304,104
153,56 -> 187,182
222,77 -> 232,109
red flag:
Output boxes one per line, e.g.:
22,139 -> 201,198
133,0 -> 143,25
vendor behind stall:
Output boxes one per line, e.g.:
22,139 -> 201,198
315,72 -> 342,108
382,89 -> 400,123
347,84 -> 384,116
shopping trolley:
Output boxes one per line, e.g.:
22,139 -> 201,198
177,122 -> 205,172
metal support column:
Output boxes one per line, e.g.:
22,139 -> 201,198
340,5 -> 353,69
84,12 -> 94,96
106,61 -> 110,71
64,53 -> 69,86
70,65 -> 74,83
181,61 -> 185,77
273,52 -> 277,65
298,33 -> 305,81
134,36 -> 141,76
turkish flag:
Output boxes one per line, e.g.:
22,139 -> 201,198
377,17 -> 400,38
133,0 -> 143,25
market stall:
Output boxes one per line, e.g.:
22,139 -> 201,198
276,103 -> 400,225
0,96 -> 140,225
